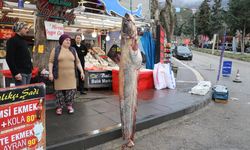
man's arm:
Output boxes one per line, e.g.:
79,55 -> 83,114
48,48 -> 55,81
82,45 -> 88,57
6,39 -> 18,76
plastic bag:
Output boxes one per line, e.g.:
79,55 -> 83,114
153,63 -> 176,90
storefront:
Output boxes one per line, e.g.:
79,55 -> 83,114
0,0 -> 155,93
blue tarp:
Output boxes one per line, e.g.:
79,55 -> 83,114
140,32 -> 155,69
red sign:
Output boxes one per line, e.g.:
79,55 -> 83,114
0,29 -> 15,40
159,26 -> 165,63
0,83 -> 46,150
37,0 -> 75,25
0,0 -> 3,10
0,124 -> 43,150
0,99 -> 40,131
0,12 -> 19,25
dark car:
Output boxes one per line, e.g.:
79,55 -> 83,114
245,47 -> 250,53
173,46 -> 193,60
218,43 -> 232,51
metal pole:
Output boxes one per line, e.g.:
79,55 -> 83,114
216,29 -> 226,83
193,15 -> 196,39
130,0 -> 132,14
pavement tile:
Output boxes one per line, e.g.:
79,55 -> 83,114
103,98 -> 120,106
137,104 -> 163,119
102,111 -> 121,123
46,113 -> 118,145
88,101 -> 119,113
46,83 -> 211,149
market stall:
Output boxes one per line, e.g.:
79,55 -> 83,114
84,47 -> 118,88
0,0 -> 155,93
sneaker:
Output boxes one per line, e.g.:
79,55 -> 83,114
56,107 -> 62,115
67,105 -> 74,114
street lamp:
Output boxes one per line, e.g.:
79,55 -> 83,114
191,9 -> 197,39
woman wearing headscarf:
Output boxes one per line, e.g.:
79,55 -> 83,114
49,34 -> 85,115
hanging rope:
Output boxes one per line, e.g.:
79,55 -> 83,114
130,0 -> 132,15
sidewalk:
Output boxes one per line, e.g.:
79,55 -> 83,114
46,65 -> 211,150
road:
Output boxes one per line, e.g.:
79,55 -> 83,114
89,51 -> 250,150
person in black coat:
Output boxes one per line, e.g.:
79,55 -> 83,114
72,34 -> 88,94
6,21 -> 33,86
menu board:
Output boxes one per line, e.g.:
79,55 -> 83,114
0,83 -> 46,150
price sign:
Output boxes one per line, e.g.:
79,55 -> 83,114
0,83 -> 46,150
86,70 -> 112,88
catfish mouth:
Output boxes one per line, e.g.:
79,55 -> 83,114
122,14 -> 136,37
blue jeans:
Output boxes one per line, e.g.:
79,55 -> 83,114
14,73 -> 32,86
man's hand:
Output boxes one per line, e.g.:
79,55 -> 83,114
15,73 -> 22,81
49,74 -> 54,81
80,72 -> 85,80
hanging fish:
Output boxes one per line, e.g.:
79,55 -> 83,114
119,13 -> 142,148
100,0 -> 143,18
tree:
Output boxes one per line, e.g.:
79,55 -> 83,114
33,0 -> 77,70
160,0 -> 175,42
33,1 -> 49,70
151,0 -> 160,38
196,0 -> 211,38
174,8 -> 193,37
226,0 -> 250,53
210,0 -> 224,35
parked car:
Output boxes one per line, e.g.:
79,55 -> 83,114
218,43 -> 232,51
245,47 -> 250,53
173,46 -> 193,60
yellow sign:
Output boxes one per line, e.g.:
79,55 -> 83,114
32,46 -> 36,52
38,45 -> 44,54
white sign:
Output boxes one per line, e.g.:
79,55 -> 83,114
44,21 -> 64,40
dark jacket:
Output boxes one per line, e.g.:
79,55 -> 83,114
72,43 -> 88,68
6,34 -> 32,76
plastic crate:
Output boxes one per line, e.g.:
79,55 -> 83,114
212,85 -> 229,100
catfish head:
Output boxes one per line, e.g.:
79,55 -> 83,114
121,13 -> 137,38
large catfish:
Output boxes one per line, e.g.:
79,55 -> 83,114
119,13 -> 142,148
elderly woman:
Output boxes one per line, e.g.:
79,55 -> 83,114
49,34 -> 84,115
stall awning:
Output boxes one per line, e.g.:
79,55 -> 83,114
0,1 -> 149,30
72,12 -> 148,30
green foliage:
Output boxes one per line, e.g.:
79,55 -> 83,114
210,0 -> 224,36
159,0 -> 176,42
174,8 -> 193,36
226,0 -> 250,34
196,0 -> 212,38
191,47 -> 250,62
